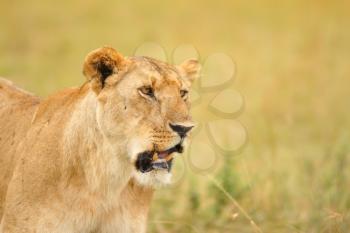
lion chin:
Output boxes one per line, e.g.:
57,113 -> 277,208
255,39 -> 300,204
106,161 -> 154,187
133,169 -> 173,187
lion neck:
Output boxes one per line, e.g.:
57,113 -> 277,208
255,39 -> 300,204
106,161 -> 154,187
62,89 -> 133,201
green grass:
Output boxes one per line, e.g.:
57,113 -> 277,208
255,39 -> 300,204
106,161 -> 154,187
1,0 -> 350,232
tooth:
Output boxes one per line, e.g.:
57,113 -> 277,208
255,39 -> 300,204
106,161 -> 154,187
165,154 -> 173,161
153,152 -> 159,161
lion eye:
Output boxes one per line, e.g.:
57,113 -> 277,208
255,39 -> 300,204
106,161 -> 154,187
180,90 -> 188,99
138,86 -> 155,98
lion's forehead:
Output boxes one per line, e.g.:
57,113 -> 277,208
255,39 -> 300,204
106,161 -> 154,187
130,56 -> 182,87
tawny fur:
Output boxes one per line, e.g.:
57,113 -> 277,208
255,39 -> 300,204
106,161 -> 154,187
0,47 -> 199,233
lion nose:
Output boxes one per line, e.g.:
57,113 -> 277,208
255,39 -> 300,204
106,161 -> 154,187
169,123 -> 194,137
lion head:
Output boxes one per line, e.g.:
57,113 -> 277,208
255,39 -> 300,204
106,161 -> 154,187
83,47 -> 199,186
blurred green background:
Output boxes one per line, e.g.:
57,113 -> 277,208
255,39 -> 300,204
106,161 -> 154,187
1,0 -> 350,232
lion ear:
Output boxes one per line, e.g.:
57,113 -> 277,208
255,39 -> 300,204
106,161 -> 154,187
83,46 -> 125,93
178,59 -> 201,84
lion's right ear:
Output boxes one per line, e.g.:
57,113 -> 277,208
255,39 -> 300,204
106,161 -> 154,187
178,59 -> 201,84
83,47 -> 125,93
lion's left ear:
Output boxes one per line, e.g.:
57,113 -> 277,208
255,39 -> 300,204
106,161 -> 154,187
83,46 -> 126,93
178,59 -> 201,84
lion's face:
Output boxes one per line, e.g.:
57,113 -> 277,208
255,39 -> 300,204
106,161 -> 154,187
83,47 -> 199,186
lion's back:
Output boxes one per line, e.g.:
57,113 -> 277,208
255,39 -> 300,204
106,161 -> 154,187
0,78 -> 40,218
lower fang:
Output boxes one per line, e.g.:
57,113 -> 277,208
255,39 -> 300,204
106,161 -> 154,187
165,154 -> 173,161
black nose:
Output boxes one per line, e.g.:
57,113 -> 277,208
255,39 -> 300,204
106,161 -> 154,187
169,123 -> 194,137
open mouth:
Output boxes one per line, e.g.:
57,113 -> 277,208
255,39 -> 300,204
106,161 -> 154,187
135,143 -> 184,173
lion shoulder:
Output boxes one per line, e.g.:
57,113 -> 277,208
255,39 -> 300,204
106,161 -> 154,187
0,78 -> 41,218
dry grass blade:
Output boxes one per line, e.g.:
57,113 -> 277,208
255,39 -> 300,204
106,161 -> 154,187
207,174 -> 263,233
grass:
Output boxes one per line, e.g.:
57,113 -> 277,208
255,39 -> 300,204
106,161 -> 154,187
1,0 -> 350,232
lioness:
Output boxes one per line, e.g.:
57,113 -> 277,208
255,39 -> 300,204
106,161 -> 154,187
0,47 -> 199,233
